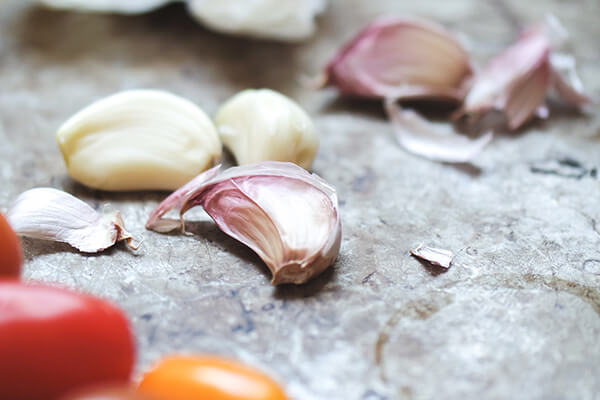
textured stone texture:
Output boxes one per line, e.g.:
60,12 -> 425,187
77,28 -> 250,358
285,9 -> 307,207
1,1 -> 599,399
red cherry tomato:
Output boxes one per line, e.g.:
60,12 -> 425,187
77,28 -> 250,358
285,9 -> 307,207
0,212 -> 22,278
0,282 -> 136,400
137,355 -> 288,400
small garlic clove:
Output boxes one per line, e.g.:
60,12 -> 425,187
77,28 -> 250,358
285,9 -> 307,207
40,0 -> 173,14
186,0 -> 328,41
6,188 -> 135,253
146,161 -> 341,285
461,28 -> 552,130
384,100 -> 492,163
322,17 -> 472,101
56,90 -> 221,191
214,89 -> 318,170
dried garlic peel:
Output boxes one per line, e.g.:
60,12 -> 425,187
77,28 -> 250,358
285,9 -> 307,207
56,90 -> 221,191
7,188 -> 134,253
215,89 -> 318,170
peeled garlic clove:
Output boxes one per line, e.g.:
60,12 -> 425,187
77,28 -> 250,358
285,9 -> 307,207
56,90 -> 221,191
146,161 -> 341,285
385,100 -> 492,163
6,188 -> 134,253
322,17 -> 472,101
215,89 -> 318,170
40,0 -> 173,14
186,0 -> 327,41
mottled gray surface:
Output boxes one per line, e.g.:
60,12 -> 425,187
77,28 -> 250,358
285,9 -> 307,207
1,1 -> 600,399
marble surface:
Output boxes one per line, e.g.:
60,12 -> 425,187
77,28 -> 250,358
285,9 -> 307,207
1,1 -> 599,399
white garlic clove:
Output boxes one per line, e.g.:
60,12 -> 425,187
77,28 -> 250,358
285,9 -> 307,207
322,17 -> 472,101
146,161 -> 341,285
385,100 -> 492,163
186,0 -> 327,41
40,0 -> 174,14
56,90 -> 221,191
7,188 -> 135,253
39,0 -> 327,41
215,89 -> 319,170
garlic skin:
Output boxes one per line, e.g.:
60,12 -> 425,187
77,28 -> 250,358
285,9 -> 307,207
40,0 -> 173,14
7,188 -> 134,253
385,100 -> 492,163
215,89 -> 318,170
460,26 -> 590,130
56,90 -> 221,191
146,162 -> 341,285
323,17 -> 472,101
186,0 -> 327,41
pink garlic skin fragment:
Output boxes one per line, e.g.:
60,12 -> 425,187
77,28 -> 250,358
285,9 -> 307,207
384,100 -> 492,163
461,26 -> 590,130
323,17 -> 472,101
146,162 -> 342,285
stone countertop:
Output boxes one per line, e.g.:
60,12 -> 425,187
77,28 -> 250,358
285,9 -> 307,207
1,1 -> 599,399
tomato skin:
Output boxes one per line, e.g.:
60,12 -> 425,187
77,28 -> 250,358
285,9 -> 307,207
137,356 -> 288,400
0,282 -> 136,400
0,212 -> 22,278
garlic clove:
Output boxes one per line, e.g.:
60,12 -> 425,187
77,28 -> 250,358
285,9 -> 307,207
385,100 -> 492,163
40,0 -> 174,14
186,0 -> 328,41
322,17 -> 472,101
214,89 -> 318,170
146,161 -> 341,285
56,90 -> 221,191
6,188 -> 135,253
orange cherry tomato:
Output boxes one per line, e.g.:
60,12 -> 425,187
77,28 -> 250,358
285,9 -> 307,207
0,212 -> 22,278
62,384 -> 150,400
137,356 -> 288,400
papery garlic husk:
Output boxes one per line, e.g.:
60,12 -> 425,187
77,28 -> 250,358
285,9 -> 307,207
56,90 -> 221,191
146,162 -> 341,285
186,0 -> 328,41
6,188 -> 135,253
384,99 -> 492,163
215,89 -> 318,170
40,0 -> 173,14
322,17 -> 472,101
460,26 -> 590,130
410,244 -> 453,269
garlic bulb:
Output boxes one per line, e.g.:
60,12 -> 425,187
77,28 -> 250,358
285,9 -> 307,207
322,17 -> 472,101
215,89 -> 318,170
7,188 -> 135,253
56,90 -> 221,191
146,162 -> 341,285
39,0 -> 173,14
